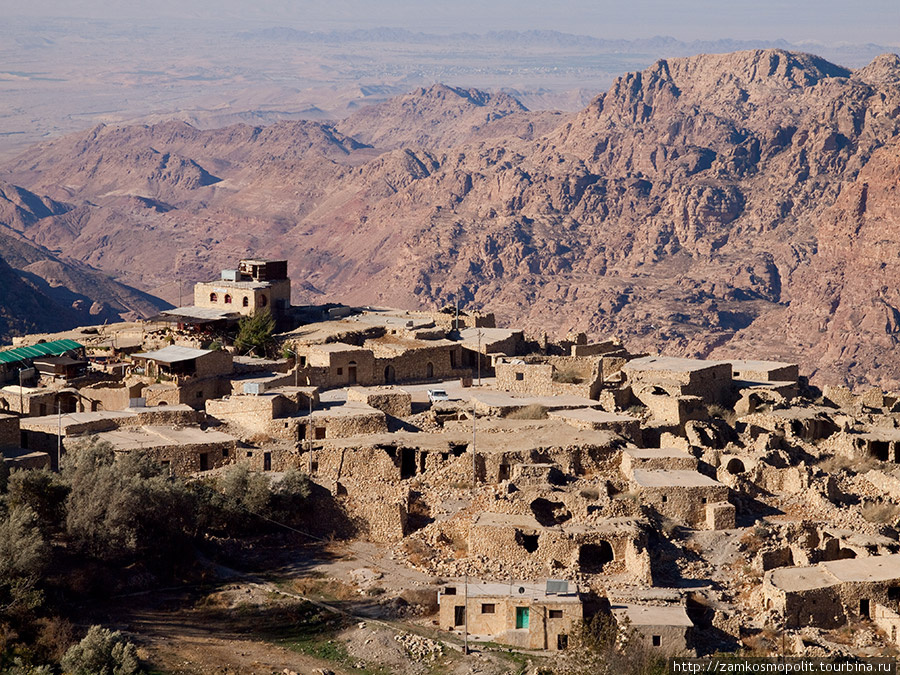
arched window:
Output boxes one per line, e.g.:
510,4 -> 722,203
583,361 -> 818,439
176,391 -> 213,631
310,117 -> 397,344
209,292 -> 218,302
224,294 -> 232,304
260,295 -> 268,307
242,297 -> 249,307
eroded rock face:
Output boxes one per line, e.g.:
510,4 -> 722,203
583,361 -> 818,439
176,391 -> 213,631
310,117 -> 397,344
3,49 -> 900,386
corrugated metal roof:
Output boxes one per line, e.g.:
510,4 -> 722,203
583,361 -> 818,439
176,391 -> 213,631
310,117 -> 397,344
0,339 -> 83,366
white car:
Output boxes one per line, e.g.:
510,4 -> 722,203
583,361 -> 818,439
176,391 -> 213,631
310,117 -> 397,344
427,389 -> 450,402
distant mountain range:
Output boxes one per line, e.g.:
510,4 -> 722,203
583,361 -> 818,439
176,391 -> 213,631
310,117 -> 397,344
235,27 -> 896,68
3,49 -> 900,390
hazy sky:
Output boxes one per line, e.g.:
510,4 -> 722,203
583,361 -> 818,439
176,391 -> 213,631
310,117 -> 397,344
8,0 -> 900,45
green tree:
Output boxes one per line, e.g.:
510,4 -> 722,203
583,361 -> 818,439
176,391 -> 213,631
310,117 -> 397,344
234,308 -> 275,356
6,469 -> 69,534
0,506 -> 49,617
65,441 -> 195,566
60,626 -> 142,675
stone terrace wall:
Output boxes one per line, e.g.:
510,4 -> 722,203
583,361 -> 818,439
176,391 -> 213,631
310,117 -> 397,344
0,414 -> 19,448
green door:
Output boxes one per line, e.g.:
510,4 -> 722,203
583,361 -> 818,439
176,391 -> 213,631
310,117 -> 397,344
515,607 -> 530,629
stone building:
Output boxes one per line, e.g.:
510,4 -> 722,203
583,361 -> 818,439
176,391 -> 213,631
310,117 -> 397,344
467,512 -> 652,582
610,603 -> 694,656
293,343 -> 376,388
87,425 -> 237,475
346,386 -> 413,417
366,335 -> 465,384
438,579 -> 582,651
623,356 -> 732,405
0,413 -> 49,470
494,355 -> 613,400
547,408 -> 642,444
131,346 -> 233,409
763,553 -> 900,630
620,447 -> 698,479
628,469 -> 734,529
193,258 -> 291,318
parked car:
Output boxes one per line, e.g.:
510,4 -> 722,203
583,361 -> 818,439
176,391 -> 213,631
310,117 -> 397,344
427,389 -> 450,402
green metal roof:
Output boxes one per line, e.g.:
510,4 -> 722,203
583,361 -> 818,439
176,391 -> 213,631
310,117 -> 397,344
0,339 -> 84,366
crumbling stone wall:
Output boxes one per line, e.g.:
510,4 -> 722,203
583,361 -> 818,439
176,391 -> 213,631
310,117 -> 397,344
347,387 -> 413,417
495,356 -> 604,399
0,414 -> 19,448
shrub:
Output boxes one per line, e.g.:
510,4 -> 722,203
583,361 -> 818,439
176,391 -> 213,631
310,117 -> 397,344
552,367 -> 583,384
506,404 -> 548,420
235,309 -> 275,356
861,500 -> 900,525
0,506 -> 49,617
60,625 -> 143,675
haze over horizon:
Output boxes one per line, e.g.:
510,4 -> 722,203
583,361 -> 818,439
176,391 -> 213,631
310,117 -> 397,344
7,0 -> 900,46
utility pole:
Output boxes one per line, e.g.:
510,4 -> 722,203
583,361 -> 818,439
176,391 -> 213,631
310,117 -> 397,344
57,401 -> 62,472
454,295 -> 459,332
471,402 -> 477,485
476,328 -> 482,386
463,574 -> 469,655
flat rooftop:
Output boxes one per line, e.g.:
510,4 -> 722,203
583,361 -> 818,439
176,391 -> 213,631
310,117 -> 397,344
822,553 -> 900,583
631,469 -> 724,489
94,425 -> 235,451
196,279 -> 274,289
624,447 -> 695,460
307,402 -> 384,419
767,565 -> 839,592
623,355 -> 725,374
444,579 -> 580,602
134,345 -> 212,363
470,389 -> 601,411
21,410 -> 138,430
718,359 -> 797,371
548,408 -> 639,424
304,342 -> 370,354
611,603 -> 693,627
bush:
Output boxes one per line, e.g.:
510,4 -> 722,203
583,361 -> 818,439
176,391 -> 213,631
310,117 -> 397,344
506,404 -> 548,420
0,506 -> 49,617
65,442 -> 196,565
60,625 -> 143,675
235,309 -> 275,356
552,367 -> 584,384
6,470 -> 69,533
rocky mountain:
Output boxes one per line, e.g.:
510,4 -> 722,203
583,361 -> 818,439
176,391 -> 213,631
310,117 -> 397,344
0,181 -> 171,341
3,49 -> 900,388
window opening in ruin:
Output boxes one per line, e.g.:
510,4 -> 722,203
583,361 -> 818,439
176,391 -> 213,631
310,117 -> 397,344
557,634 -> 568,650
652,635 -> 661,647
210,293 -> 218,302
515,607 -> 530,629
246,451 -> 253,457
441,452 -> 449,461
426,362 -> 434,378
702,497 -> 707,504
454,606 -> 466,626
860,598 -> 870,618
444,587 -> 456,595
419,451 -> 427,474
726,458 -> 745,474
299,356 -> 307,367
661,495 -> 668,503
336,367 -> 343,376
222,447 -> 229,458
872,441 -> 890,462
310,461 -> 318,473
516,530 -> 539,553
481,604 -> 495,614
315,427 -> 326,440
384,365 -> 396,383
224,294 -> 232,304
242,297 -> 249,307
531,498 -> 572,527
450,351 -> 456,368
515,372 -> 524,381
199,453 -> 209,471
401,448 -> 417,479
579,541 -> 614,574
263,452 -> 272,471
299,425 -> 307,440
498,464 -> 510,481
549,610 -> 563,619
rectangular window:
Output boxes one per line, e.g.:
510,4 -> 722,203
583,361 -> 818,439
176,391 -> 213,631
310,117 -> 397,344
222,447 -> 229,458
443,587 -> 457,596
661,495 -> 667,503
299,356 -> 307,367
652,635 -> 661,647
481,604 -> 495,614
549,610 -> 563,619
336,367 -> 343,375
315,427 -> 326,440
515,372 -> 524,381
199,453 -> 209,471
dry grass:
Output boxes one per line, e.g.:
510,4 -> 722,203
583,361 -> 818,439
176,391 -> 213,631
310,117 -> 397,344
707,404 -> 737,425
402,539 -> 436,567
552,367 -> 584,384
862,500 -> 900,525
506,404 -> 548,420
819,454 -> 880,474
291,576 -> 357,602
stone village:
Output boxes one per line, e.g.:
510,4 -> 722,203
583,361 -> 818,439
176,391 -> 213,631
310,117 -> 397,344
4,258 -> 900,658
